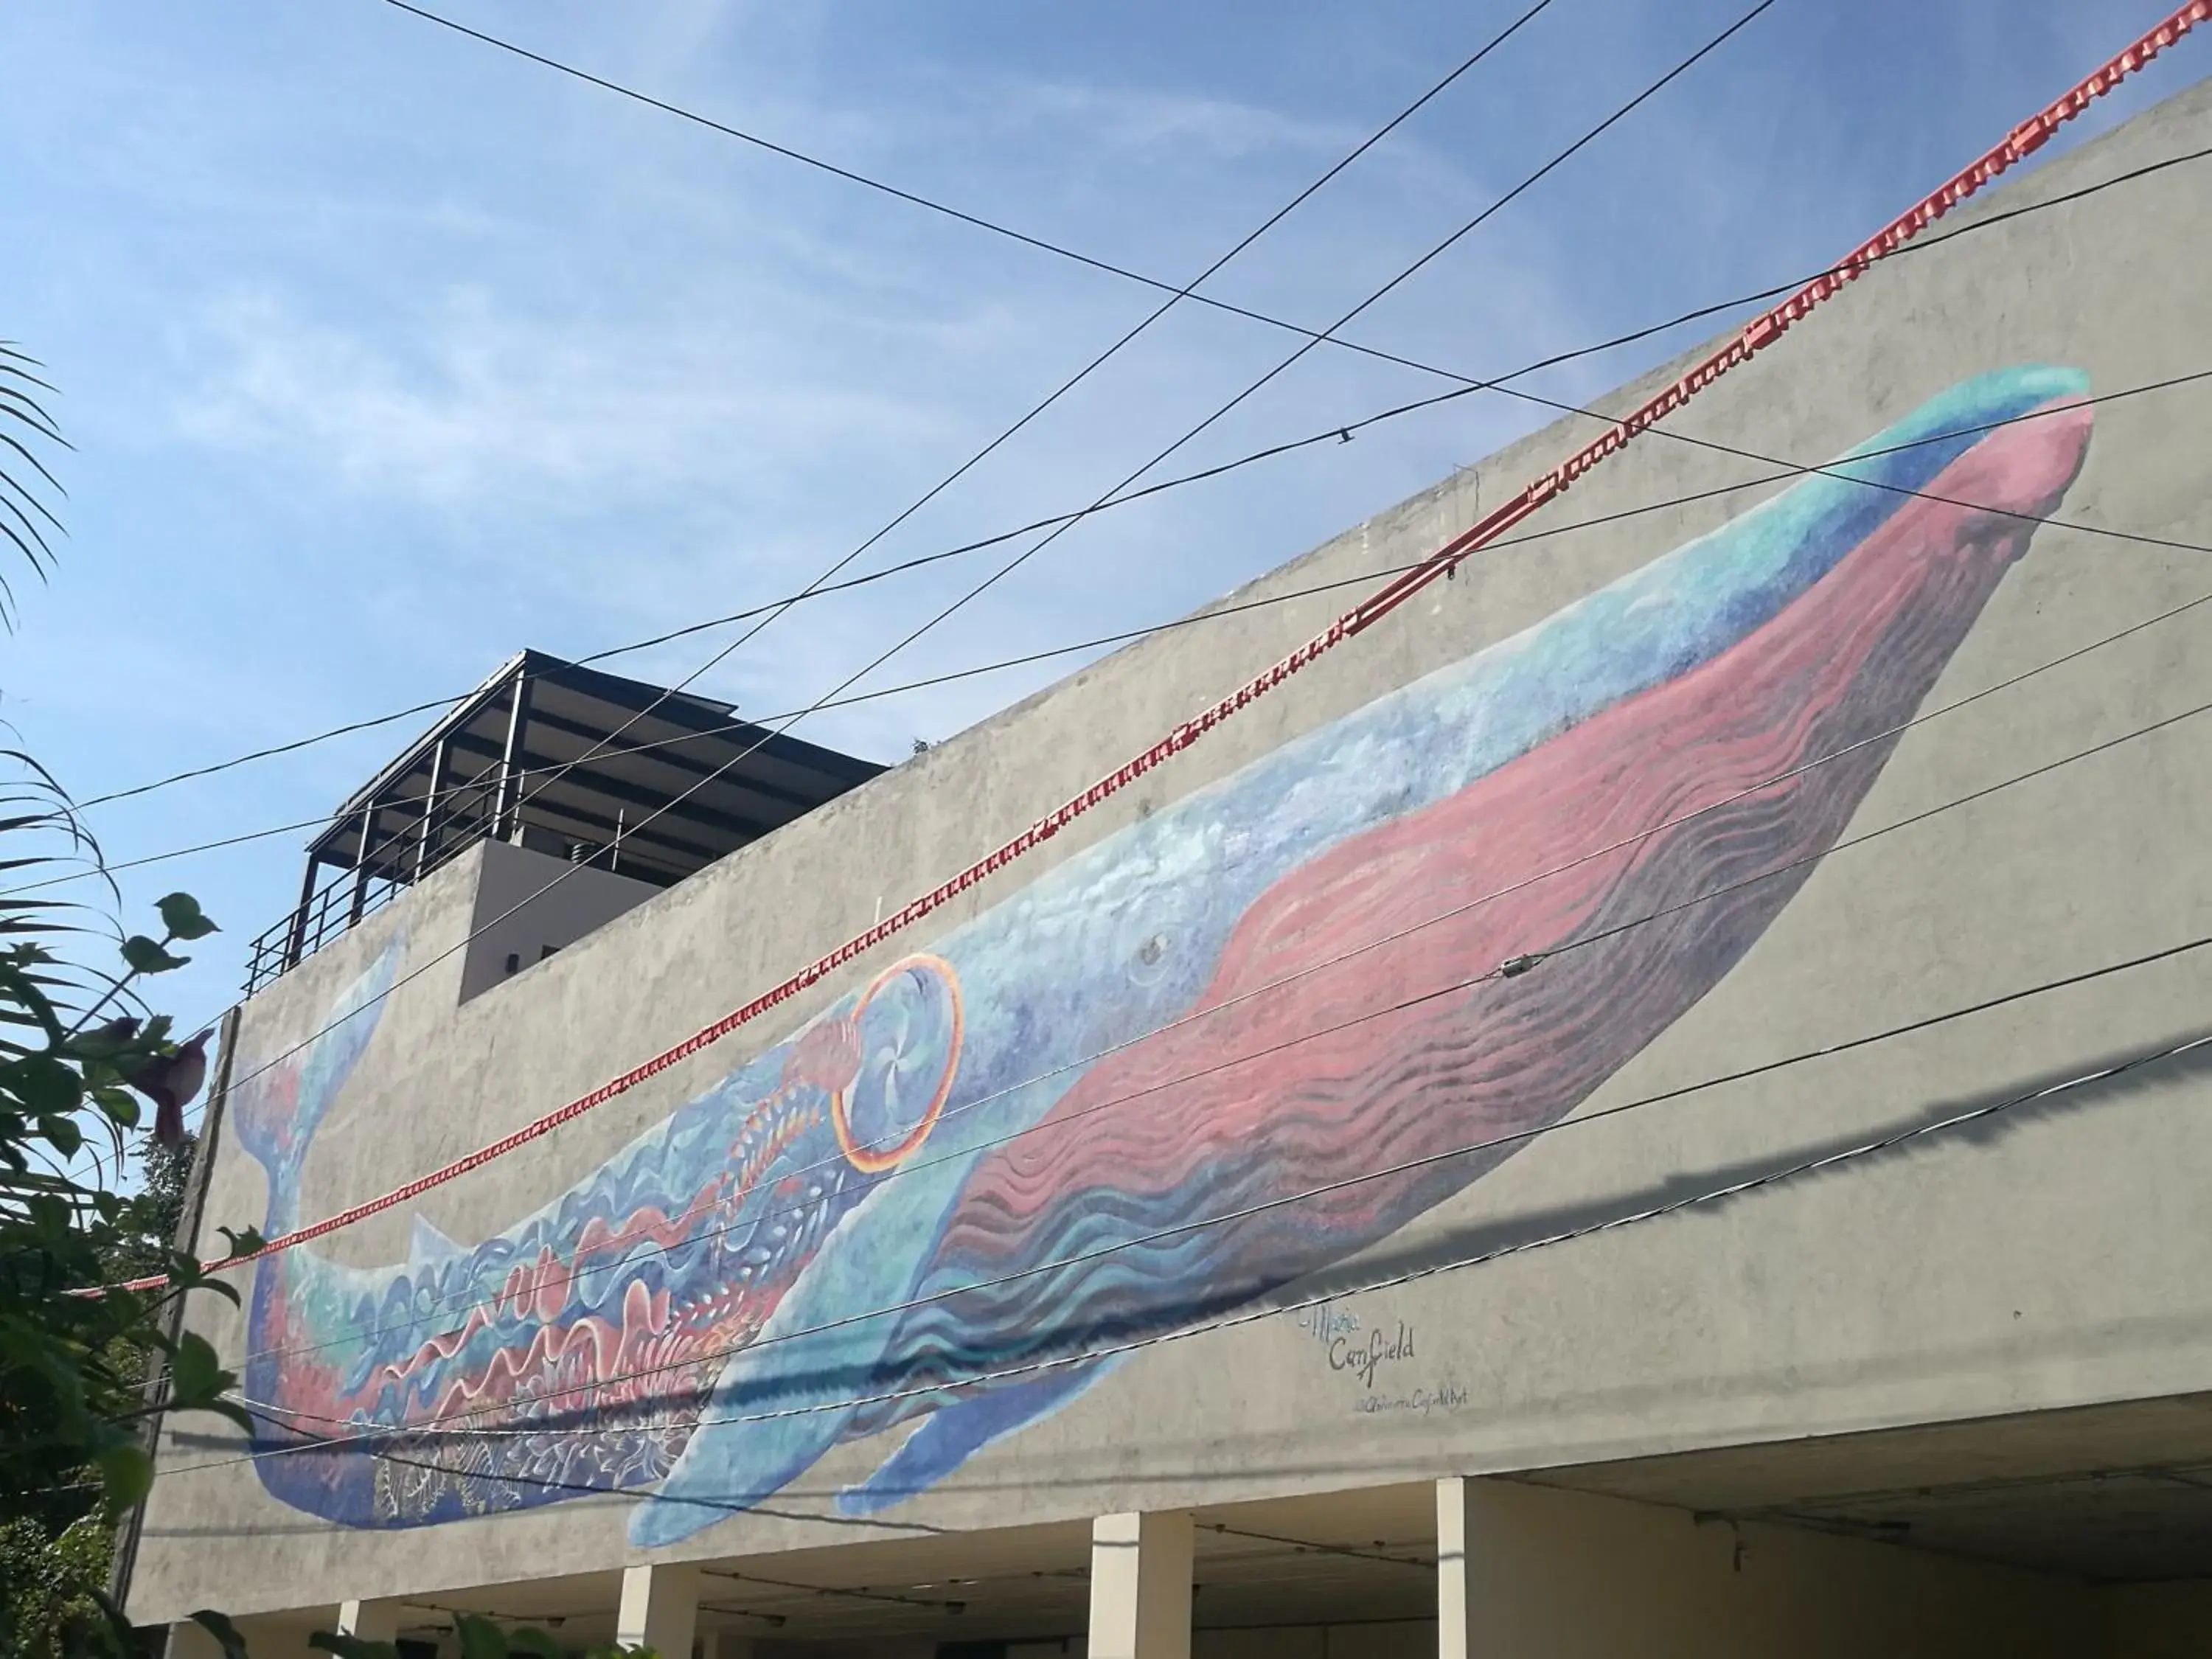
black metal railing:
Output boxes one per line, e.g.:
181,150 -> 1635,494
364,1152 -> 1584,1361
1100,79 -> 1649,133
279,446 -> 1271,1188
242,770 -> 504,997
242,865 -> 402,996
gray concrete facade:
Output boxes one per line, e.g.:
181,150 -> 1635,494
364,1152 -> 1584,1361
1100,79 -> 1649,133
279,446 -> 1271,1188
133,73 -> 2212,1650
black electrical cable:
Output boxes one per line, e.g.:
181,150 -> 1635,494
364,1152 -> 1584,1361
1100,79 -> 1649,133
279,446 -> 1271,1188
164,917 -> 2212,1481
34,363 -> 2212,911
178,0 -> 1786,1155
83,0 -> 1562,824
73,141 -> 2209,817
216,684 -> 2212,1387
147,0 -> 1590,1046
383,0 -> 2197,452
378,0 -> 1537,316
443,0 -> 1571,926
136,350 -> 2212,1154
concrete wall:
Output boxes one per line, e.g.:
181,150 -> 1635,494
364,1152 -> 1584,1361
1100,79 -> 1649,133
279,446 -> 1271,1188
459,838 -> 661,1003
133,75 -> 2212,1629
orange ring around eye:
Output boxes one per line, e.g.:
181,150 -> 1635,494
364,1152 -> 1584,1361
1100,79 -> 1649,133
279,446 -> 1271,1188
831,953 -> 964,1173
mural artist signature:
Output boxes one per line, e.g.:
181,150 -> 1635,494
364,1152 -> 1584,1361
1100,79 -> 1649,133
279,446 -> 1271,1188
1329,1320 -> 1416,1389
1353,1384 -> 1470,1417
1297,1303 -> 1464,1409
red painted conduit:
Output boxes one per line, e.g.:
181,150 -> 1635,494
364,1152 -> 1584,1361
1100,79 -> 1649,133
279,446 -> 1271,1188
118,0 -> 2209,1295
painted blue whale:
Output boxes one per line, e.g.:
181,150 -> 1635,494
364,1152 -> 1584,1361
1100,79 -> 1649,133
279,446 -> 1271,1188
230,366 -> 2094,1545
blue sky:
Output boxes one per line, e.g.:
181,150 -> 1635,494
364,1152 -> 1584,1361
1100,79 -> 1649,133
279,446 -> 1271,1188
0,0 -> 2202,1072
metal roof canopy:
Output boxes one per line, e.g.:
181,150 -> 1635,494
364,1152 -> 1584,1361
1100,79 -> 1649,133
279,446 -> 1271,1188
248,650 -> 886,992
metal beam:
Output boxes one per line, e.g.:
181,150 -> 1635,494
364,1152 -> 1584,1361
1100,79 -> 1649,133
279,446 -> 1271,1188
491,665 -> 535,843
282,855 -> 324,970
438,728 -> 778,844
535,658 -> 883,785
417,736 -> 709,873
518,703 -> 823,817
414,738 -> 451,880
347,796 -> 378,924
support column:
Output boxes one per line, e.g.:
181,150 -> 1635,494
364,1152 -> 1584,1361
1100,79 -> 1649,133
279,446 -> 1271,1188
1087,1509 -> 1192,1659
337,1600 -> 403,1645
1436,1476 -> 1478,1659
282,854 -> 324,967
492,667 -> 535,844
617,1562 -> 698,1658
347,799 -> 380,925
416,737 -> 451,879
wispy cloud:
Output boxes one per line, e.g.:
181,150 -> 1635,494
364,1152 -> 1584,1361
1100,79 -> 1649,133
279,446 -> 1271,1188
988,76 -> 1367,162
174,286 -> 950,507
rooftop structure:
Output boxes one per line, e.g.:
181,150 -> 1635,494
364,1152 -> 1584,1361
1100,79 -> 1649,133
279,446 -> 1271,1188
243,650 -> 884,993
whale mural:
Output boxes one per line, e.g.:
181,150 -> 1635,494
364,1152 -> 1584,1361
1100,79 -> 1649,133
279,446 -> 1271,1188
232,365 -> 2095,1545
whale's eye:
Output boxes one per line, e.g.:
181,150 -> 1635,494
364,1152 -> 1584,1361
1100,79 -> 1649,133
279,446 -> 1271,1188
1131,930 -> 1173,982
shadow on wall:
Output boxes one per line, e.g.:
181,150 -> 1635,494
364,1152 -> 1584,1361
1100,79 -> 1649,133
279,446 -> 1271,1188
164,1024 -> 2209,1516
1290,1021 -> 2212,1304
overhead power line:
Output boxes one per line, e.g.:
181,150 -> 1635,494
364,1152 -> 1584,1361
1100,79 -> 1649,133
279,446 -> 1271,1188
217,670 -> 2212,1379
328,0 -> 1579,1039
119,370 -> 2212,1160
73,140 -> 2211,817
88,0 -> 1562,824
125,351 -> 2212,1152
116,0 -> 1793,1270
380,0 -> 1545,312
378,0 -> 2188,453
32,364 -> 2212,912
453,0 -> 1573,913
409,1018 -> 2212,1455
104,0 -> 2212,1522
133,0 -> 1610,1091
102,0 -> 2197,1295
161,917 -> 2212,1475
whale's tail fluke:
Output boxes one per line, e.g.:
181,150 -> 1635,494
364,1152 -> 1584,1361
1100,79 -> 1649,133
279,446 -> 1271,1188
230,939 -> 402,1231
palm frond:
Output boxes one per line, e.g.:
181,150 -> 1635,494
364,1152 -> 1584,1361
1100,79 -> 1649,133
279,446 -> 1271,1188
0,384 -> 66,445
0,343 -> 63,395
0,346 -> 63,630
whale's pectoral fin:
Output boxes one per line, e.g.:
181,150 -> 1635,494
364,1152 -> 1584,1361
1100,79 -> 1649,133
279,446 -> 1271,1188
627,1320 -> 885,1546
627,1186 -> 925,1547
835,1360 -> 1115,1517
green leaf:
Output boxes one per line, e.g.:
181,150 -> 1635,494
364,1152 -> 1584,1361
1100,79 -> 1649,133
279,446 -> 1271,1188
216,1223 -> 265,1258
310,1634 -> 399,1659
156,891 -> 220,940
83,1585 -> 143,1655
97,1440 -> 152,1510
168,1247 -> 243,1306
170,1330 -> 225,1407
9,1051 -> 83,1113
191,1610 -> 251,1659
35,1113 -> 80,1158
504,1628 -> 565,1659
121,934 -> 189,973
92,1086 -> 139,1128
453,1613 -> 509,1659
